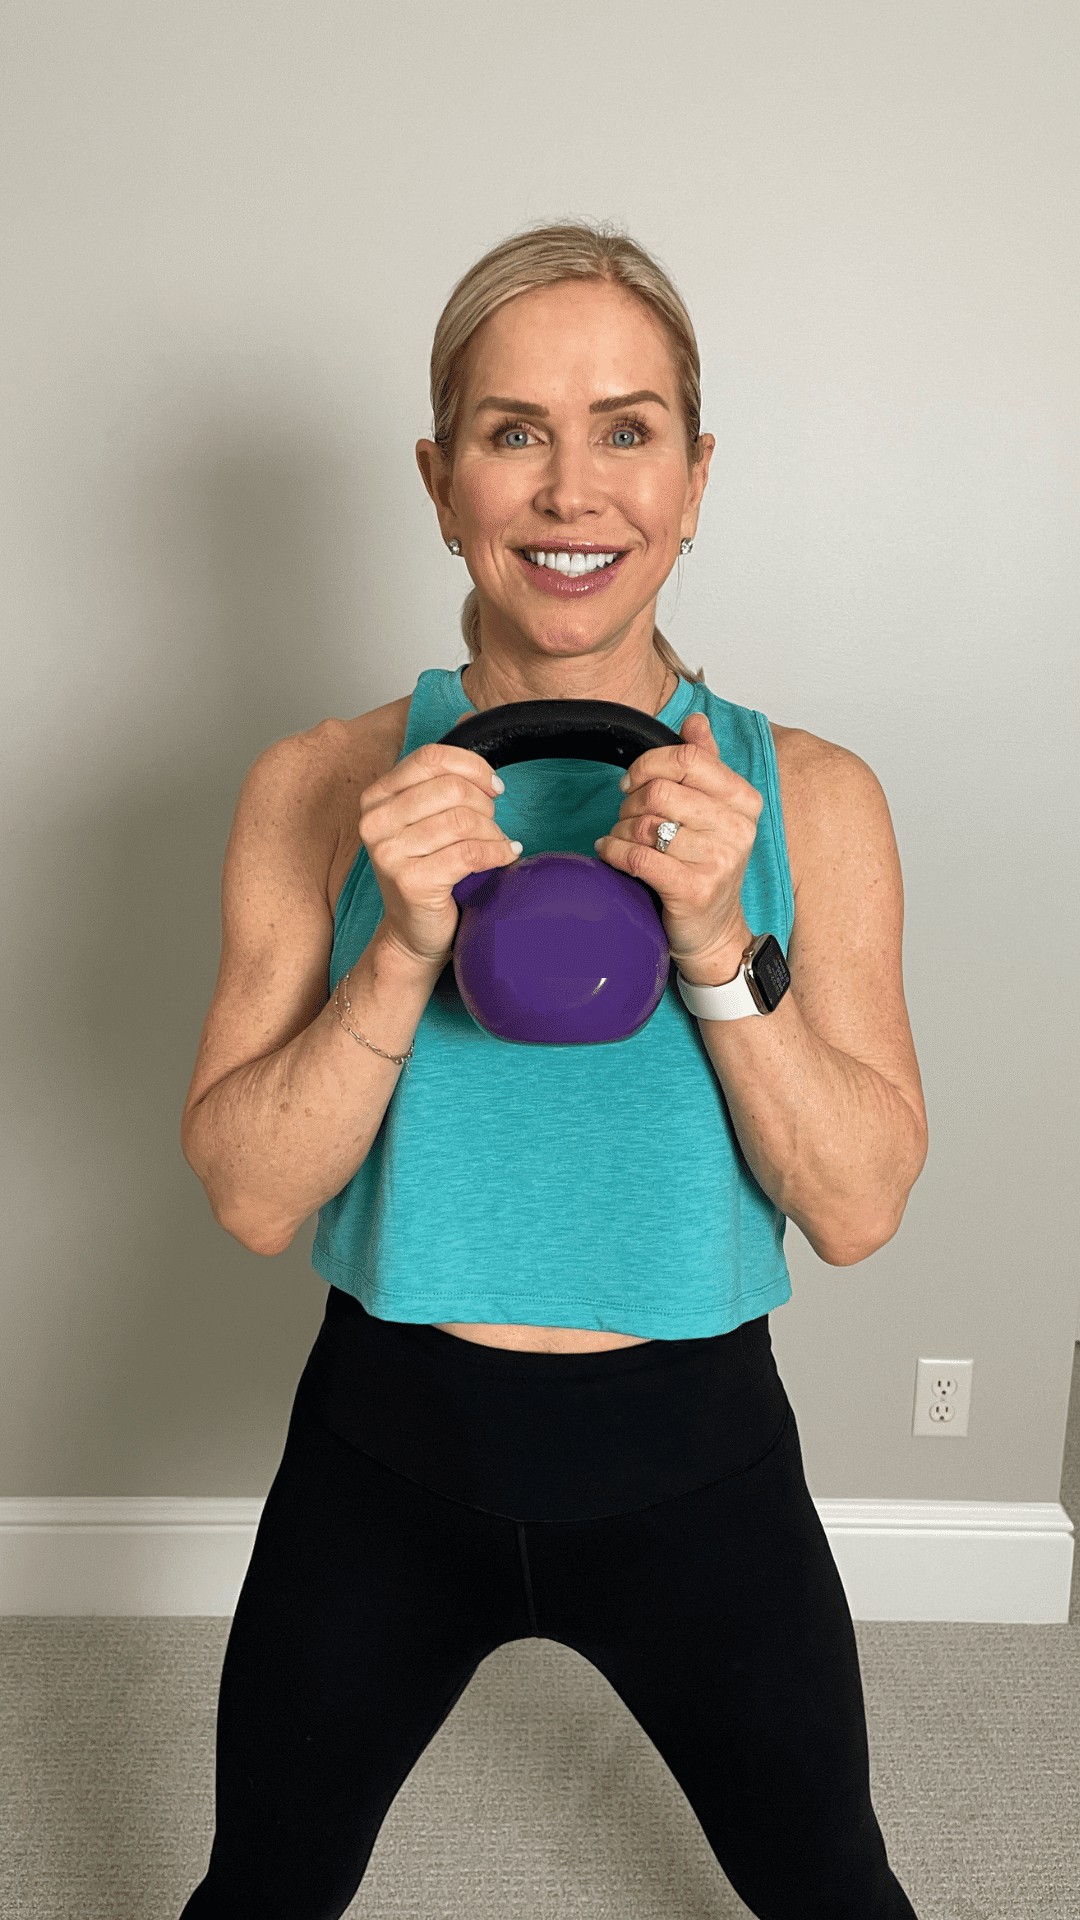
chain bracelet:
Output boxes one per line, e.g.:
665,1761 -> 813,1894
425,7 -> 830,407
333,968 -> 412,1070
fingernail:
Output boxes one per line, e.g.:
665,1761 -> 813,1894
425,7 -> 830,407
619,772 -> 630,791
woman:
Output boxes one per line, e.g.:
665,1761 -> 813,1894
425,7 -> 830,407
179,220 -> 928,1918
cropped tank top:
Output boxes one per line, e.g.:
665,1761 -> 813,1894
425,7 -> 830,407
311,663 -> 796,1340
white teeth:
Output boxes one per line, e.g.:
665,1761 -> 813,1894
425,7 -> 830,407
523,549 -> 621,573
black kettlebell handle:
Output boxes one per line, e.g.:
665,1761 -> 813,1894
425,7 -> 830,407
437,697 -> 683,769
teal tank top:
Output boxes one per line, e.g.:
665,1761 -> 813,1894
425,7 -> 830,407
311,664 -> 796,1339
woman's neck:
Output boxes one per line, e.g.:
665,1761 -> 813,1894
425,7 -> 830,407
462,655 -> 677,717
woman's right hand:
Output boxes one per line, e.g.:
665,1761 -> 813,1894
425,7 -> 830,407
358,737 -> 521,966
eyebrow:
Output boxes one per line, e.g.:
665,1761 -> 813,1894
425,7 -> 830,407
474,389 -> 670,418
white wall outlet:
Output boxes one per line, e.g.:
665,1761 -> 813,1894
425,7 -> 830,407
912,1357 -> 973,1437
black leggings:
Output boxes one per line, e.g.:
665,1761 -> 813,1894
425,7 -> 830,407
178,1287 -> 919,1919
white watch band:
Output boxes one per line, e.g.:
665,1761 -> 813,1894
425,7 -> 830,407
675,958 -> 762,1021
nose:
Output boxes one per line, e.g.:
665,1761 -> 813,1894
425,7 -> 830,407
530,432 -> 610,525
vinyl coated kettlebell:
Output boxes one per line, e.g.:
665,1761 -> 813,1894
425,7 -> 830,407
439,699 -> 684,1045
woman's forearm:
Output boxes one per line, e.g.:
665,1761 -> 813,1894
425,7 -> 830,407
181,925 -> 445,1255
682,933 -> 928,1265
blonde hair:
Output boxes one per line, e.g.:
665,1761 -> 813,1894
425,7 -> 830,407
428,217 -> 706,687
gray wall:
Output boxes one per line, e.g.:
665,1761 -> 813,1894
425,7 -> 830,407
2,0 -> 1076,1505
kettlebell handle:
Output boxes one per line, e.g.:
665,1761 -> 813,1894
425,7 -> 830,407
437,697 -> 683,771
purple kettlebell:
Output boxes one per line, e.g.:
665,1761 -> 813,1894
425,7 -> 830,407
441,698 -> 684,1045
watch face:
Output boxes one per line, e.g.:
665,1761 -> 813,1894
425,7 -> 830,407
749,934 -> 791,1012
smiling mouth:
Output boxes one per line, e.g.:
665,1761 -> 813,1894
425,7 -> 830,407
512,546 -> 632,594
516,545 -> 628,571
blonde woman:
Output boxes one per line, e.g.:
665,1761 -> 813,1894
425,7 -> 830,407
179,220 -> 927,1919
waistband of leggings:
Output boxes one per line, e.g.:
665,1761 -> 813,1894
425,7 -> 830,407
295,1283 -> 792,1523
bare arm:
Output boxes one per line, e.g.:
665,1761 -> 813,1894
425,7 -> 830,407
677,736 -> 928,1265
182,923 -> 443,1255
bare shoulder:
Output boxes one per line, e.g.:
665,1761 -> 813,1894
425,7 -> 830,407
768,721 -> 885,897
324,693 -> 412,791
768,718 -> 859,786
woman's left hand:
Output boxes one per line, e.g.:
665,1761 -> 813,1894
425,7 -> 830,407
593,711 -> 763,965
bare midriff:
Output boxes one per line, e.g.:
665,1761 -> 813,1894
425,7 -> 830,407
433,1321 -> 650,1352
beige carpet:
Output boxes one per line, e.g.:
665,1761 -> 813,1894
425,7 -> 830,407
4,1352 -> 1078,1920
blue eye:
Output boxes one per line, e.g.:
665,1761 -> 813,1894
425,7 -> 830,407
490,413 -> 652,449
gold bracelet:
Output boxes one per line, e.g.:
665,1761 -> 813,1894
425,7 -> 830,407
333,969 -> 412,1070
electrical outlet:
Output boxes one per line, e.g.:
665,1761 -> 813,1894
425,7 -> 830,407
912,1357 -> 973,1437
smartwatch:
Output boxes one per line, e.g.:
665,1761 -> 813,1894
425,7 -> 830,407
675,932 -> 791,1022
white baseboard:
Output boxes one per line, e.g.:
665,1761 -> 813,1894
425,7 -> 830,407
0,1497 -> 1073,1622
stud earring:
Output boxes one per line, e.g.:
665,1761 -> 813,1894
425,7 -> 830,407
447,537 -> 462,556
680,537 -> 694,554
